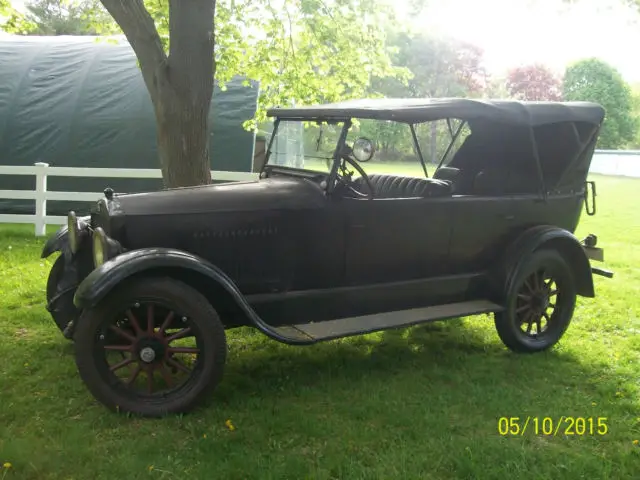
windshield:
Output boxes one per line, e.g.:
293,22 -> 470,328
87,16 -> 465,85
261,117 -> 471,177
265,120 -> 345,173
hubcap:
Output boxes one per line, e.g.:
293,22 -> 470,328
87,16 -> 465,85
139,347 -> 156,363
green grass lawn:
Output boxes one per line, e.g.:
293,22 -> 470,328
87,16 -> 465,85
0,173 -> 639,479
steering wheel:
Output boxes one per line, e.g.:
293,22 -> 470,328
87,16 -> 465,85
335,154 -> 374,200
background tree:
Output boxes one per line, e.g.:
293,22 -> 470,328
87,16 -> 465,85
1,0 -> 37,33
373,32 -> 486,99
88,0 -> 401,188
506,63 -> 563,101
367,32 -> 486,163
629,83 -> 640,149
563,58 -> 638,149
21,0 -> 119,35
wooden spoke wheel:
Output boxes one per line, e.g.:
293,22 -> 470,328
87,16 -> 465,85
494,249 -> 577,353
74,277 -> 226,417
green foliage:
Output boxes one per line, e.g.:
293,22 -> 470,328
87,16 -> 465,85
6,0 -> 119,35
563,58 -> 638,149
629,83 -> 640,149
138,0 -> 406,130
1,0 -> 38,34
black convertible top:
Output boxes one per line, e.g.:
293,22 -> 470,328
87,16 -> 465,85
266,98 -> 606,126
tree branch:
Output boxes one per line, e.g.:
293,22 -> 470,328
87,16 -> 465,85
99,0 -> 168,95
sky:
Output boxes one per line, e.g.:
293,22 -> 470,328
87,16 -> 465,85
400,0 -> 640,82
6,0 -> 640,83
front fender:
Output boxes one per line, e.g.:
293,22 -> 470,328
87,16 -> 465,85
72,248 -> 297,343
40,215 -> 90,258
41,226 -> 69,258
495,225 -> 595,298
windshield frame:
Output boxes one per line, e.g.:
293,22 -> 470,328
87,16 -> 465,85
262,117 -> 353,193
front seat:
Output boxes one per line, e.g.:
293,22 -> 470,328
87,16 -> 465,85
353,174 -> 453,199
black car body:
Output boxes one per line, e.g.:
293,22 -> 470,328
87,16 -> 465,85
41,98 -> 612,416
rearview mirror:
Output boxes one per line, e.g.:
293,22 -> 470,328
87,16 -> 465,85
352,137 -> 375,162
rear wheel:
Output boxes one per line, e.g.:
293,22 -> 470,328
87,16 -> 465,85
494,249 -> 577,353
74,277 -> 227,417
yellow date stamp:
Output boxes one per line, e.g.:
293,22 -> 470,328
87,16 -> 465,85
498,416 -> 608,436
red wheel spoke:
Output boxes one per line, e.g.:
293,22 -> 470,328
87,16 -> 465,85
108,325 -> 136,343
100,301 -> 203,397
543,312 -> 551,322
126,309 -> 143,335
159,363 -> 174,387
168,346 -> 200,354
526,321 -> 533,334
126,365 -> 142,385
147,304 -> 155,334
535,318 -> 542,334
159,311 -> 175,334
548,289 -> 558,296
104,344 -> 133,352
166,327 -> 193,343
516,305 -> 529,314
110,356 -> 135,372
517,294 -> 532,301
166,357 -> 192,374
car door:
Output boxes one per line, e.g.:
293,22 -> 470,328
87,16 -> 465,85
342,196 -> 454,286
446,195 -> 515,274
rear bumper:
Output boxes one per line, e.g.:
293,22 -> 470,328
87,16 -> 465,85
581,234 -> 613,279
591,266 -> 614,278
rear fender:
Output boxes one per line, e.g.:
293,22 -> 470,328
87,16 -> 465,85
494,225 -> 595,299
72,248 -> 296,342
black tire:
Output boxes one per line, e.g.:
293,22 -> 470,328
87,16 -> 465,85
46,255 -> 65,304
46,255 -> 76,336
74,276 -> 227,417
494,249 -> 577,353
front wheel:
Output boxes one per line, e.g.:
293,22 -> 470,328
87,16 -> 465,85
74,277 -> 227,417
494,249 -> 577,353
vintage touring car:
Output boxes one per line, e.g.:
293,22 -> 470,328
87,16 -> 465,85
41,98 -> 612,416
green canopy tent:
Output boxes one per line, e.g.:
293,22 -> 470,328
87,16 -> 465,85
0,36 -> 259,215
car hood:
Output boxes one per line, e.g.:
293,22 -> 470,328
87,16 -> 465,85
111,176 -> 327,217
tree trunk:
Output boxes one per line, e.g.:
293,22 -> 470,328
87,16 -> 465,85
154,83 -> 213,188
100,0 -> 216,188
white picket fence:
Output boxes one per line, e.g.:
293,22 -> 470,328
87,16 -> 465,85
589,150 -> 640,177
0,162 -> 258,236
0,150 -> 639,237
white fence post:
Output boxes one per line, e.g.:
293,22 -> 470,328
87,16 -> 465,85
34,162 -> 49,237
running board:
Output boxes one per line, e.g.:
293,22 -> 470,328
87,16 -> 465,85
267,300 -> 503,344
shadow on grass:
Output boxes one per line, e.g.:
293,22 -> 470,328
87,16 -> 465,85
208,318 -> 632,414
32,314 -> 636,419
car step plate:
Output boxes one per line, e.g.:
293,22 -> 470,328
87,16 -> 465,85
271,300 -> 503,343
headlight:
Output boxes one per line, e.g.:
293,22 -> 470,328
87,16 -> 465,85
93,227 -> 107,267
67,211 -> 80,254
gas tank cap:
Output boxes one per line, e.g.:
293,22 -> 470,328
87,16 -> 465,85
104,187 -> 114,200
